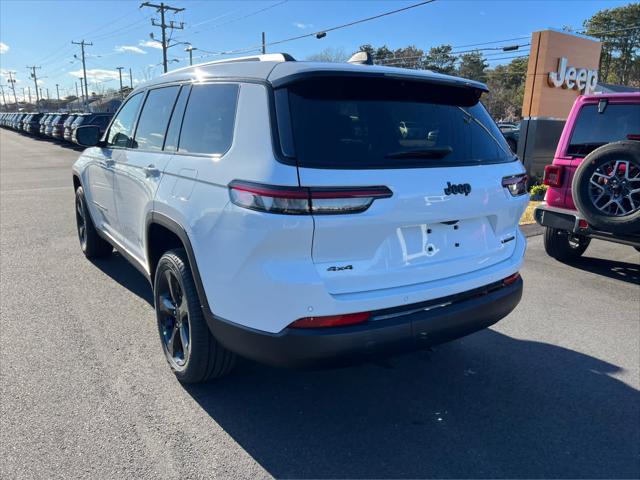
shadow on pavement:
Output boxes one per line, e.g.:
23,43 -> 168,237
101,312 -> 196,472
186,331 -> 639,479
567,255 -> 640,285
90,252 -> 154,306
86,244 -> 639,478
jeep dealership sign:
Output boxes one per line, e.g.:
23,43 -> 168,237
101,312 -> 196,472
548,57 -> 598,94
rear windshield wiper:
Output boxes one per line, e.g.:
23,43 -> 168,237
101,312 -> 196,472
385,147 -> 453,159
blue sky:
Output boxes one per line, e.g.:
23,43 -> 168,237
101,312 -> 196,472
0,0 -> 629,100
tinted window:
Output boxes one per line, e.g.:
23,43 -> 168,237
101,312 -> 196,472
568,103 -> 640,157
72,116 -> 86,126
283,76 -> 511,169
178,83 -> 238,155
132,86 -> 179,151
106,93 -> 143,148
163,86 -> 189,152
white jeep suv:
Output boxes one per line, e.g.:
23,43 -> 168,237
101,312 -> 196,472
72,53 -> 528,383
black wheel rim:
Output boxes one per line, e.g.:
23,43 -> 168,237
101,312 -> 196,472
157,269 -> 190,368
75,194 -> 87,250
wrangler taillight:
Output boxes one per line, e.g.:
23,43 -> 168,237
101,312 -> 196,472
543,165 -> 563,188
228,180 -> 392,215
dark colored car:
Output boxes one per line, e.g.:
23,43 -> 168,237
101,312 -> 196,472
25,113 -> 44,134
499,123 -> 520,154
59,114 -> 78,141
50,114 -> 70,138
40,114 -> 55,135
71,113 -> 113,143
64,113 -> 90,141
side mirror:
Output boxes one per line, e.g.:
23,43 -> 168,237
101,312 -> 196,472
75,125 -> 102,147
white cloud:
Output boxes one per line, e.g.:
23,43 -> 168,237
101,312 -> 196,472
293,22 -> 313,29
0,42 -> 9,54
139,40 -> 163,50
68,68 -> 120,82
116,45 -> 147,54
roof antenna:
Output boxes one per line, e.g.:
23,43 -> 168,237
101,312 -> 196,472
347,51 -> 373,65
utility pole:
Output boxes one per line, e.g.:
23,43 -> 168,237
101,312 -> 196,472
7,71 -> 18,110
28,86 -> 32,104
21,87 -> 26,103
116,67 -> 124,97
46,88 -> 50,101
129,68 -> 133,88
185,45 -> 197,65
262,32 -> 266,54
72,40 -> 92,105
0,85 -> 6,110
140,2 -> 185,73
27,65 -> 41,104
55,83 -> 60,103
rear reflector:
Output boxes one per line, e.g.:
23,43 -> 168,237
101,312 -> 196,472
289,311 -> 371,329
503,272 -> 520,286
543,165 -> 563,188
229,180 -> 392,215
502,174 -> 528,196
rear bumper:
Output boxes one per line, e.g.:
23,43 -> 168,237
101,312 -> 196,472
204,277 -> 523,368
535,204 -> 640,247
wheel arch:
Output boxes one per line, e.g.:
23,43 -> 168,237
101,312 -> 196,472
145,213 -> 211,314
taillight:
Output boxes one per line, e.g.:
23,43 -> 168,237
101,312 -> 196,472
503,272 -> 520,286
228,180 -> 392,215
543,165 -> 563,187
502,174 -> 528,196
289,311 -> 371,328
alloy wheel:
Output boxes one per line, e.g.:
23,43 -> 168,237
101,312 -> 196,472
588,159 -> 640,216
75,194 -> 87,250
157,269 -> 190,368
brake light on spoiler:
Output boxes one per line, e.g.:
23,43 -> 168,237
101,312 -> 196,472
229,180 -> 392,215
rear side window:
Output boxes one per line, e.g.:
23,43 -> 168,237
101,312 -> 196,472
106,93 -> 143,148
568,103 -> 640,157
163,86 -> 190,152
281,76 -> 512,169
177,83 -> 238,155
133,86 -> 180,151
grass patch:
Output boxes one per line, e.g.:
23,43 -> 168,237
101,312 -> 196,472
520,201 -> 542,225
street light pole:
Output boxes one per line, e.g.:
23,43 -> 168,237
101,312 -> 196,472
116,67 -> 124,98
55,83 -> 60,103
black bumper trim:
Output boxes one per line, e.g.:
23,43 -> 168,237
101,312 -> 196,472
204,278 -> 523,368
535,205 -> 640,247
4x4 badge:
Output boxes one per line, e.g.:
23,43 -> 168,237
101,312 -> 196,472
444,182 -> 472,196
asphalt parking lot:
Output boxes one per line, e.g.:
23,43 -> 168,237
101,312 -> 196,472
1,128 -> 638,479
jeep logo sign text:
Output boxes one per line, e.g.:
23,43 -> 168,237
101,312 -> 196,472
444,182 -> 472,196
548,57 -> 598,94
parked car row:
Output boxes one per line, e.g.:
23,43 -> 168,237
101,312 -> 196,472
0,111 -> 113,145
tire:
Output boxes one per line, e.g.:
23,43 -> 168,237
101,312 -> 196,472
543,227 -> 590,261
154,248 -> 236,383
572,141 -> 640,234
75,186 -> 112,258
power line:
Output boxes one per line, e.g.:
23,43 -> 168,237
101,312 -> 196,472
196,0 -> 437,59
191,0 -> 288,34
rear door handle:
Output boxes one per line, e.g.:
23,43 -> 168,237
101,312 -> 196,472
144,164 -> 160,177
104,159 -> 115,168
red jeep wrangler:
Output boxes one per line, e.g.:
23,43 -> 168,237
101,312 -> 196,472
535,93 -> 640,260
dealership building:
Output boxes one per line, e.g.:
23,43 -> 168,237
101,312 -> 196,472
518,29 -> 638,180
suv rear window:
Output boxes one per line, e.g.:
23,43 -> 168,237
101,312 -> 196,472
177,83 -> 238,155
567,103 -> 640,157
280,76 -> 512,169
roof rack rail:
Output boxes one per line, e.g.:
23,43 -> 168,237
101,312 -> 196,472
166,53 -> 296,75
205,53 -> 296,65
